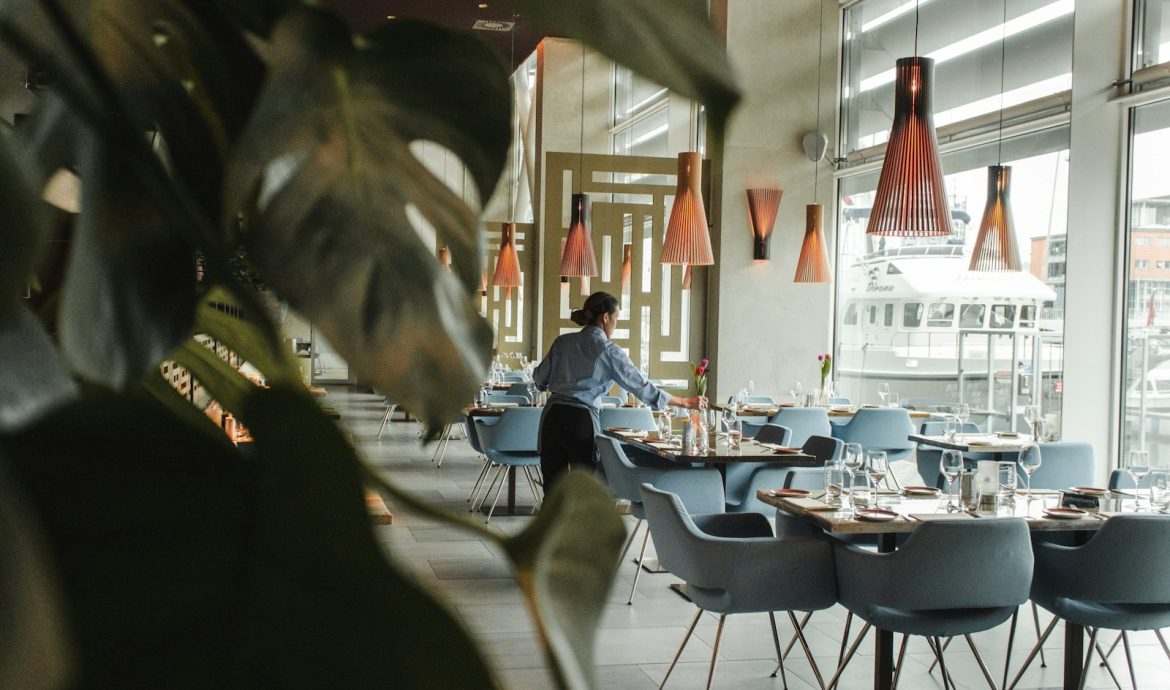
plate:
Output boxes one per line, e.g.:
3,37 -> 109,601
855,508 -> 899,522
1043,507 -> 1085,520
995,431 -> 1020,439
641,436 -> 666,443
768,488 -> 810,498
605,426 -> 632,432
902,486 -> 941,496
1070,486 -> 1107,496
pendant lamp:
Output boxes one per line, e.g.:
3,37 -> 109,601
795,203 -> 832,283
437,246 -> 451,271
746,188 -> 781,261
620,244 -> 632,298
492,222 -> 522,297
969,174 -> 1021,273
661,152 -> 714,266
866,57 -> 952,237
559,193 -> 598,277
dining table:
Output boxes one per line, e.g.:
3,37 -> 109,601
910,432 -> 1033,461
602,428 -> 821,466
724,402 -> 936,421
758,486 -> 1136,690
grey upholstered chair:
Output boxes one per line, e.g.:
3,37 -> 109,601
1007,515 -> 1170,690
641,484 -> 837,690
464,414 -> 499,508
598,406 -> 657,431
723,424 -> 792,513
784,435 -> 846,491
762,407 -> 832,445
595,435 -> 723,605
914,420 -> 984,488
831,407 -> 916,462
831,519 -> 1033,690
473,408 -> 543,523
1019,441 -> 1094,489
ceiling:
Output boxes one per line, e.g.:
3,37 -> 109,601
321,0 -> 545,70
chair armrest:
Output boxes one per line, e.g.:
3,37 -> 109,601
833,540 -> 897,612
693,511 -> 773,538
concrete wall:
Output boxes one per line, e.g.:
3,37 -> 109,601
707,0 -> 838,402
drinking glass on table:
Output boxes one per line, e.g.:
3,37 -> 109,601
843,443 -> 863,492
727,419 -> 742,451
955,404 -> 971,441
877,382 -> 890,406
658,412 -> 673,442
1018,443 -> 1042,499
1150,471 -> 1170,512
865,450 -> 889,492
1023,405 -> 1042,438
824,461 -> 844,503
790,381 -> 803,405
887,391 -> 900,409
1127,449 -> 1152,508
998,461 -> 1018,501
940,449 -> 964,511
721,406 -> 737,432
746,379 -> 756,397
942,415 -> 958,441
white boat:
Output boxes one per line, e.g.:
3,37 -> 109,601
835,243 -> 1060,415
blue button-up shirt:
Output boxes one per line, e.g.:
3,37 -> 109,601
532,326 -> 671,410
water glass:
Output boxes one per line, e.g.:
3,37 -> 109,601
843,443 -> 864,490
658,414 -> 673,442
790,381 -> 803,405
851,484 -> 874,510
887,391 -> 900,409
1151,472 -> 1170,511
998,461 -> 1018,499
727,420 -> 742,450
955,403 -> 971,441
824,462 -> 844,502
877,382 -> 890,406
942,415 -> 958,441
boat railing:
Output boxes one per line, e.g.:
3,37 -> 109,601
957,329 -> 1064,433
860,244 -> 966,262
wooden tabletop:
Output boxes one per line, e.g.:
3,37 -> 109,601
758,489 -> 1134,535
724,404 -> 934,419
605,429 -> 820,466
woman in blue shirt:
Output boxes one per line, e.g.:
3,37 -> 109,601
533,291 -> 704,491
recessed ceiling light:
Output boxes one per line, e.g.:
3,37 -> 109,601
386,15 -> 396,20
478,3 -> 489,8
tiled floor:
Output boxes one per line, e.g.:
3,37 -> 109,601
332,388 -> 1169,689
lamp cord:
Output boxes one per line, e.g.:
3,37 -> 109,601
998,0 -> 1007,165
579,43 -> 585,194
813,1 -> 824,201
914,0 -> 920,56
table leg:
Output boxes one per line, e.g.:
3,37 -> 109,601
507,466 -> 517,515
1063,530 -> 1091,689
874,533 -> 896,690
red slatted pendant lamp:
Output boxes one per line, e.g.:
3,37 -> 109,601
559,192 -> 598,277
661,152 -> 714,289
492,222 -> 522,298
795,204 -> 832,282
746,188 -> 781,261
620,244 -> 632,299
865,56 -> 952,237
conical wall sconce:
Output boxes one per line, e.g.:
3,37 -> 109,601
866,57 -> 952,237
795,203 -> 831,283
746,188 -> 782,261
969,165 -> 1022,272
492,222 -> 522,298
661,152 -> 714,266
559,193 -> 598,277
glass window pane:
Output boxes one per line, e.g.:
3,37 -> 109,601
904,302 -> 924,327
1137,0 -> 1170,70
841,0 -> 1074,155
614,65 -> 668,126
1122,98 -> 1170,465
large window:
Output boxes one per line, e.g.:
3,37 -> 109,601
835,0 -> 1072,436
1121,98 -> 1170,465
1136,0 -> 1170,72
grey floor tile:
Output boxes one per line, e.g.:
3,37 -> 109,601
430,557 -> 515,580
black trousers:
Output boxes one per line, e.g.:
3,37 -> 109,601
539,402 -> 596,493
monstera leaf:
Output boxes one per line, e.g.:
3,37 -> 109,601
516,0 -> 740,132
227,8 -> 510,428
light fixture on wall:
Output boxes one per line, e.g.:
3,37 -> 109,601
559,43 -> 598,292
437,246 -> 451,271
794,6 -> 831,283
620,244 -> 632,300
492,222 -> 522,298
745,188 -> 781,261
969,0 -> 1022,272
866,1 -> 952,238
661,151 -> 714,290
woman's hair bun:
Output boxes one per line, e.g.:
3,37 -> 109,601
569,308 -> 589,326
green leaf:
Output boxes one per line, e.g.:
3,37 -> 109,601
516,0 -> 740,132
0,139 -> 49,325
239,386 -> 496,688
0,306 -> 78,432
195,287 -> 301,387
58,142 -> 196,389
504,472 -> 626,690
0,453 -> 70,689
1,391 -> 254,688
227,8 -> 499,427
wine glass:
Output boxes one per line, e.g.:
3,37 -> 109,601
940,449 -> 964,511
658,412 -> 673,442
865,450 -> 889,492
789,382 -> 803,405
843,443 -> 864,492
746,379 -> 756,397
877,383 -> 890,406
955,404 -> 971,442
1018,443 -> 1043,500
721,406 -> 737,432
1023,405 -> 1042,438
1128,449 -> 1152,508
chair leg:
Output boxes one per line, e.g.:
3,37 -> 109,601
484,466 -> 510,523
1121,631 -> 1138,690
826,622 -> 871,690
782,611 -> 814,660
1157,629 -> 1170,662
926,636 -> 954,673
617,518 -> 642,567
471,464 -> 502,512
964,634 -> 998,690
1008,615 -> 1061,690
932,637 -> 954,690
376,405 -> 395,439
789,610 -> 827,690
627,528 -> 652,605
769,612 -> 788,689
706,614 -> 727,690
891,634 -> 910,690
837,611 -> 853,668
1079,627 -> 1101,690
660,608 -> 702,689
523,468 -> 542,512
1092,630 -> 1125,690
1032,601 -> 1049,667
1003,608 -> 1019,690
466,460 -> 491,504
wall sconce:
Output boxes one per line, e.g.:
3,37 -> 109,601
745,188 -> 782,261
